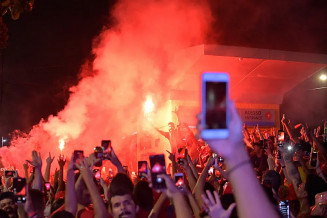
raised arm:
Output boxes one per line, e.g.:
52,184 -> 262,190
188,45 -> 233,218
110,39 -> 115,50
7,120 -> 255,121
57,155 -> 66,192
65,155 -> 77,216
26,150 -> 42,191
76,158 -> 109,218
203,101 -> 279,218
44,152 -> 54,182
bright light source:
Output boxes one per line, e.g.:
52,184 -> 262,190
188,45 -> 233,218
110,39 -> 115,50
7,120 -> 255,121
58,138 -> 65,151
320,74 -> 327,81
144,95 -> 154,115
287,145 -> 293,151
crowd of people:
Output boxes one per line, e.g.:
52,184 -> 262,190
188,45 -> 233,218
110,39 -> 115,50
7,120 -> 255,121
0,101 -> 327,218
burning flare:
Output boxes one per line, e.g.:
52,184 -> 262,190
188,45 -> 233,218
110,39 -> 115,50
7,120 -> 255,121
144,95 -> 155,115
58,138 -> 65,151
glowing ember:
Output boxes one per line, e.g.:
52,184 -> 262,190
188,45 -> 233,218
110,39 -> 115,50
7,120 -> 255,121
58,139 -> 65,151
144,96 -> 155,115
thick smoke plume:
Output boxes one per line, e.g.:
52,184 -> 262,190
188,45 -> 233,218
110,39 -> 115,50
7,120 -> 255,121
0,0 -> 211,173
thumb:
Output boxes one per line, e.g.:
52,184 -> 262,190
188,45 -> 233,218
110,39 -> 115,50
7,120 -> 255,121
225,203 -> 236,217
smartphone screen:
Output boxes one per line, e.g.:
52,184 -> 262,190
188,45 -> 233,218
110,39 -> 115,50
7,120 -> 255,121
278,130 -> 285,142
201,72 -> 229,139
138,161 -> 148,178
174,173 -> 184,190
13,178 -> 26,203
45,182 -> 51,191
177,148 -> 187,161
150,154 -> 166,189
73,150 -> 84,170
279,200 -> 289,218
5,170 -> 16,178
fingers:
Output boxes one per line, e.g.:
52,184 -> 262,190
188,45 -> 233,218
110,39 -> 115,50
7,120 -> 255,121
206,190 -> 216,206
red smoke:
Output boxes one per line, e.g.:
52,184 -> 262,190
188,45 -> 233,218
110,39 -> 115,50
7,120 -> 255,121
0,0 -> 212,174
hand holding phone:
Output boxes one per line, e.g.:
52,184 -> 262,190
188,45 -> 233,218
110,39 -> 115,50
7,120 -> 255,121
138,161 -> 148,178
150,154 -> 166,190
13,178 -> 26,203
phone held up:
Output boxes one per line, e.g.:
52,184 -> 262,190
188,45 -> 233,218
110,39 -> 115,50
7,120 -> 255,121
174,173 -> 184,190
138,161 -> 148,178
13,178 -> 26,204
201,72 -> 229,139
149,154 -> 166,190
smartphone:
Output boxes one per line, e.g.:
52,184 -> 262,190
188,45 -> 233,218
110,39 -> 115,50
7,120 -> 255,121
149,154 -> 166,189
93,169 -> 101,181
277,130 -> 285,143
177,148 -> 187,164
279,200 -> 290,218
73,150 -> 84,170
45,182 -> 51,191
101,140 -> 111,152
310,152 -> 318,167
13,178 -> 26,203
5,170 -> 16,178
201,72 -> 229,139
138,161 -> 148,178
174,173 -> 184,190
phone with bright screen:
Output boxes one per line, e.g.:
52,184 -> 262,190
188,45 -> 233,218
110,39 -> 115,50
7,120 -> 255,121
5,170 -> 16,178
150,154 -> 166,189
279,200 -> 289,218
45,182 -> 51,191
138,161 -> 148,178
13,178 -> 26,203
174,173 -> 184,190
278,130 -> 285,142
201,72 -> 229,139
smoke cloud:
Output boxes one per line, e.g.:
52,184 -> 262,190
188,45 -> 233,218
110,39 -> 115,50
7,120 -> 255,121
0,0 -> 212,173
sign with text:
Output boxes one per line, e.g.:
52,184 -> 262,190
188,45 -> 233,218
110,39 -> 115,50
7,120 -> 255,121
238,109 -> 276,126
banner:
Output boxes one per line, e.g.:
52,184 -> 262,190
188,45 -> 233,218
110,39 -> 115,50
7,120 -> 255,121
238,109 -> 276,126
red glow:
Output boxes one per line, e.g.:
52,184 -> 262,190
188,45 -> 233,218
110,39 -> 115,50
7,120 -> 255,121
0,0 -> 211,174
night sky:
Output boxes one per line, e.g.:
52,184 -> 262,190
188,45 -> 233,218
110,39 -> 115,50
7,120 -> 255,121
1,0 -> 327,137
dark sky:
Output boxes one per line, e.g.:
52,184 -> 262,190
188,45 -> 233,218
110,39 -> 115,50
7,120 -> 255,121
1,0 -> 327,136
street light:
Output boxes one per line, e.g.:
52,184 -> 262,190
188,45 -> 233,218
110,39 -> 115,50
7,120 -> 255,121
320,74 -> 327,81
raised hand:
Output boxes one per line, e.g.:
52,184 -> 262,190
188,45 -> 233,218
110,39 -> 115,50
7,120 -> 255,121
26,150 -> 42,169
57,155 -> 66,168
46,152 -> 55,165
202,190 -> 236,218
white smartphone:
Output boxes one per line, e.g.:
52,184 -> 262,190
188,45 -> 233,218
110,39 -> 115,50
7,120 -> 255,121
201,72 -> 229,139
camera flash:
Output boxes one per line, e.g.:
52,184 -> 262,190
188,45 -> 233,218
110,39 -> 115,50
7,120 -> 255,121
287,145 -> 292,151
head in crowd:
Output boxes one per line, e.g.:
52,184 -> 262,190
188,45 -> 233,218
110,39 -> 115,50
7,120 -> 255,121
75,179 -> 92,207
0,192 -> 18,218
133,180 -> 153,211
108,173 -> 138,218
253,142 -> 264,156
